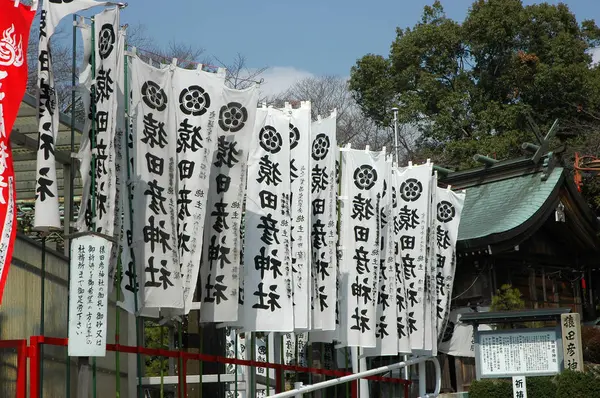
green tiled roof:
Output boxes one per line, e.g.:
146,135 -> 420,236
458,167 -> 563,242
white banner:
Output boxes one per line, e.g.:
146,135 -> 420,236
68,235 -> 113,357
116,56 -> 159,319
438,308 -> 491,358
108,27 -> 126,290
339,148 -> 385,348
365,158 -> 398,356
282,332 -> 309,366
117,56 -> 141,314
309,112 -> 337,331
392,167 -> 411,354
242,107 -> 293,332
435,187 -> 465,337
75,21 -> 93,199
34,0 -> 109,230
77,7 -> 120,235
199,85 -> 259,321
130,56 -> 182,309
423,171 -> 438,355
225,330 -> 280,398
171,66 -> 226,314
288,102 -> 311,330
396,163 -> 432,352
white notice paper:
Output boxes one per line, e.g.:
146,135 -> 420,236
68,235 -> 113,357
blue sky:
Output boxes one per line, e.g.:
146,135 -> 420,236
78,0 -> 600,95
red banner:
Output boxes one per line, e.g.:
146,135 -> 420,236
0,2 -> 36,302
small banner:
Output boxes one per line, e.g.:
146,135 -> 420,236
76,8 -> 124,291
423,172 -> 438,355
199,85 -> 259,321
288,102 -> 312,330
365,159 -> 398,356
77,7 -> 121,235
339,148 -> 385,348
130,56 -> 182,309
309,112 -> 338,331
435,187 -> 465,339
68,235 -> 113,357
0,2 -> 35,303
396,163 -> 433,352
512,376 -> 527,398
34,0 -> 109,230
242,106 -> 293,332
392,167 -> 411,353
171,66 -> 226,314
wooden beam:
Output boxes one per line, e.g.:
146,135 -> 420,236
10,129 -> 72,165
12,152 -> 37,162
532,119 -> 559,165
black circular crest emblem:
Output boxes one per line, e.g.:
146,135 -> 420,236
179,85 -> 210,116
311,133 -> 330,161
437,200 -> 456,223
289,124 -> 300,150
141,80 -> 167,111
218,102 -> 248,132
353,164 -> 378,190
399,178 -> 423,202
259,125 -> 282,154
98,23 -> 115,60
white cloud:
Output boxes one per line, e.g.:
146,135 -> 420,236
255,66 -> 315,98
589,47 -> 600,67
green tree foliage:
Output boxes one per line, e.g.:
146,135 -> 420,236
556,370 -> 600,396
490,284 -> 526,329
470,376 -> 578,398
144,321 -> 170,377
349,0 -> 600,172
490,284 -> 525,312
468,379 -> 512,398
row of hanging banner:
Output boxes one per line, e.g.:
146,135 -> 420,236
29,3 -> 466,357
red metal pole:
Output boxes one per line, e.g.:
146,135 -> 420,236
29,336 -> 40,398
176,350 -> 182,398
16,340 -> 26,398
404,381 -> 409,398
351,379 -> 358,398
182,357 -> 188,394
275,365 -> 283,393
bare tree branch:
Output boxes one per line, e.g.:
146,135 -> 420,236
213,53 -> 267,89
268,75 -> 418,160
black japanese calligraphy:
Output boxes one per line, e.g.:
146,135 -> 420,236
36,167 -> 55,201
143,215 -> 172,254
397,205 -> 420,230
145,256 -> 173,289
177,118 -> 203,153
252,282 -> 281,312
351,194 -> 374,221
311,165 -> 329,193
141,113 -> 168,149
214,136 -> 240,168
208,235 -> 231,270
95,67 -> 114,103
257,155 -> 282,186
